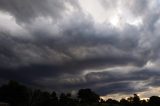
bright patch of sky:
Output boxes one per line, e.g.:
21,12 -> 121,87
78,0 -> 143,28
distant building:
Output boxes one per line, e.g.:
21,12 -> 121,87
0,102 -> 10,106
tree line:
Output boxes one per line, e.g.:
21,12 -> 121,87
0,80 -> 160,106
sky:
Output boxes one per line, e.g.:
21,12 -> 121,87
0,0 -> 160,100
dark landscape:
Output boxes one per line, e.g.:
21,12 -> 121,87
0,81 -> 160,106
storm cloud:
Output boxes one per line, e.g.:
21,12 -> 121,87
0,0 -> 160,98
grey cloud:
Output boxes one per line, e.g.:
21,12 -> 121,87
0,17 -> 152,91
47,67 -> 160,95
100,0 -> 149,17
125,0 -> 149,16
0,0 -> 160,96
96,82 -> 136,95
0,20 -> 147,70
90,68 -> 160,95
0,0 -> 78,23
0,21 -> 149,93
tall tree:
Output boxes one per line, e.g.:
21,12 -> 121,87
120,98 -> 130,106
0,80 -> 29,106
132,94 -> 141,106
149,96 -> 160,106
78,88 -> 100,103
51,91 -> 58,106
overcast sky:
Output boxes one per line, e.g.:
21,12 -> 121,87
0,0 -> 160,99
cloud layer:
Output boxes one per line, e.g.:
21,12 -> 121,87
0,0 -> 160,98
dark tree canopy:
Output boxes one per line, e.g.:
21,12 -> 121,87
131,94 -> 141,106
0,81 -> 160,106
0,80 -> 29,106
149,96 -> 160,106
78,88 -> 100,103
120,98 -> 130,106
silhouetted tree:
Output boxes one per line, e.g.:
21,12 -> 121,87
106,98 -> 119,106
51,91 -> 58,106
59,93 -> 75,106
78,88 -> 100,103
100,98 -> 105,103
3,80 -> 160,106
132,94 -> 141,106
148,96 -> 160,106
0,80 -> 29,106
126,94 -> 141,106
141,99 -> 148,106
120,98 -> 130,106
31,89 -> 53,106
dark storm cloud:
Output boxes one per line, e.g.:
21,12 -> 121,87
96,82 -> 136,95
94,68 -> 160,95
0,20 -> 147,72
0,29 -> 146,83
55,68 -> 160,95
0,0 -> 79,22
0,17 -> 150,93
0,0 -> 160,96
